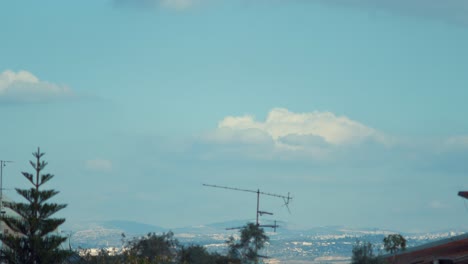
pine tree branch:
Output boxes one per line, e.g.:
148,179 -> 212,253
0,148 -> 69,264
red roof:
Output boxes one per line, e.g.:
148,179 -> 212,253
386,234 -> 468,264
459,191 -> 468,200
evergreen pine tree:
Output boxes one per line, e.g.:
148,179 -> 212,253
0,148 -> 70,264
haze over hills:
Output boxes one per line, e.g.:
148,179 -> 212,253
66,220 -> 467,262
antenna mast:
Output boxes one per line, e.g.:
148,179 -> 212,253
0,160 -> 13,250
0,160 -> 13,215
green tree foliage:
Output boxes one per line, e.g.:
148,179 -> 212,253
82,232 -> 179,264
81,233 -> 238,264
227,223 -> 269,264
179,245 -> 237,264
0,148 -> 70,264
125,232 -> 178,263
351,240 -> 384,264
383,234 -> 406,254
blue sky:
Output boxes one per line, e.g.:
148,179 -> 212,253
1,0 -> 468,233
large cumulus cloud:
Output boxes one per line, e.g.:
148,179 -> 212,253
202,108 -> 391,160
214,108 -> 387,145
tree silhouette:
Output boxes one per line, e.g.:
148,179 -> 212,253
0,148 -> 69,264
351,240 -> 384,264
227,223 -> 269,264
179,244 -> 237,264
383,233 -> 406,264
124,231 -> 178,263
383,234 -> 406,254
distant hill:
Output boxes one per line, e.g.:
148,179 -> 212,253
67,220 -> 166,248
68,219 -> 467,263
100,220 -> 165,234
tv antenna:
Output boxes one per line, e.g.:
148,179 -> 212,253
203,183 -> 292,230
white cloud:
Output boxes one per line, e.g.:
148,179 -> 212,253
160,0 -> 194,9
202,108 -> 390,160
217,108 -> 387,146
206,127 -> 273,145
113,0 -> 196,10
0,70 -> 73,103
428,200 -> 449,209
85,159 -> 113,172
112,0 -> 468,24
316,0 -> 468,26
445,136 -> 468,149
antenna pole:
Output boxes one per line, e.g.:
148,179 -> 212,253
204,183 -> 292,264
256,189 -> 260,226
0,160 -> 12,251
0,161 -> 2,250
255,189 -> 260,264
0,160 -> 13,214
255,191 -> 259,264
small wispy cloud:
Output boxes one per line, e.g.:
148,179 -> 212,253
85,159 -> 113,173
113,0 -> 468,26
113,0 -> 196,10
0,70 -> 74,103
317,0 -> 468,26
445,136 -> 468,149
428,200 -> 449,210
